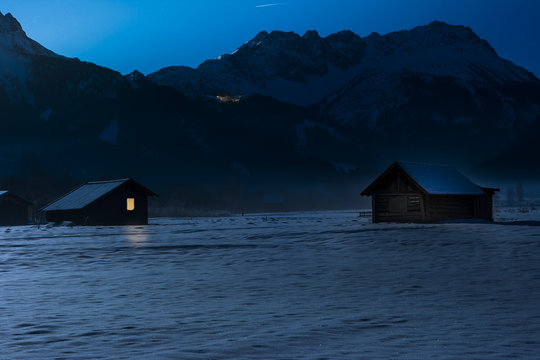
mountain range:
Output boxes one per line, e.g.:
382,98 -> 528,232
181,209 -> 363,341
1,10 -> 539,212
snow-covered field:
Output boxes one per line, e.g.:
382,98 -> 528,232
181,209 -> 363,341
1,210 -> 540,359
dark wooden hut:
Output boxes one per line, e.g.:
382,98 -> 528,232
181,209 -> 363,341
361,162 -> 499,223
0,191 -> 32,226
42,178 -> 157,225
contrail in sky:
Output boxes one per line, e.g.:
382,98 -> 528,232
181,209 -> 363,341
256,3 -> 286,8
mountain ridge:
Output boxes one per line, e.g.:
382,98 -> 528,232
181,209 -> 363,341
147,21 -> 538,108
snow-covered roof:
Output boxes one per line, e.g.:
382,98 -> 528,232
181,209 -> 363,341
0,190 -> 33,204
362,161 -> 493,196
42,179 -> 156,211
397,162 -> 486,195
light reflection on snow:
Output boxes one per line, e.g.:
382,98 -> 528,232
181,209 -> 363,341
124,226 -> 148,247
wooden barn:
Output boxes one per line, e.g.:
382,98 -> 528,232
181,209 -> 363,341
0,191 -> 32,226
42,178 -> 157,226
361,162 -> 499,223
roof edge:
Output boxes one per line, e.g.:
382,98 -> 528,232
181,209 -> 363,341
40,182 -> 88,212
481,187 -> 500,194
87,178 -> 131,185
0,190 -> 34,205
361,162 -> 395,196
362,161 -> 495,196
87,178 -> 158,196
361,162 -> 427,195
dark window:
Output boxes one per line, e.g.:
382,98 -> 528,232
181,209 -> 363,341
407,196 -> 421,212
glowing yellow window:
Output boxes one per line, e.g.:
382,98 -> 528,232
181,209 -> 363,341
127,198 -> 135,211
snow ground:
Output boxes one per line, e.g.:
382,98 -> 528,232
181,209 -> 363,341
1,209 -> 540,359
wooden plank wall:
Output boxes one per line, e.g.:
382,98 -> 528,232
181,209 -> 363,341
374,194 -> 425,223
371,167 -> 426,223
427,195 -> 474,222
473,195 -> 493,221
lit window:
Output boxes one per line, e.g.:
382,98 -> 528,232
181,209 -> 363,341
127,198 -> 135,211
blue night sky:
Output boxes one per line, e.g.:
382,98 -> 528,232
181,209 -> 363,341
2,0 -> 539,76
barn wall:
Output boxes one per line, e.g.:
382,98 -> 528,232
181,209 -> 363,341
0,196 -> 30,226
473,195 -> 494,221
372,168 -> 426,223
374,194 -> 425,223
426,195 -> 475,222
82,183 -> 148,225
90,183 -> 150,225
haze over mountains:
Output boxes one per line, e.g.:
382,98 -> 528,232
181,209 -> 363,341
1,11 -> 539,211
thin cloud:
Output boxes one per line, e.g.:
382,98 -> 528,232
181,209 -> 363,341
255,3 -> 286,8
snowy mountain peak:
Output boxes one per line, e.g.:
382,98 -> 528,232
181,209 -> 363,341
125,69 -> 147,88
302,30 -> 320,39
425,20 -> 485,40
0,11 -> 58,57
241,30 -> 312,51
357,20 -> 535,85
0,12 -> 23,33
414,21 -> 496,55
319,21 -> 539,128
127,69 -> 145,79
249,30 -> 269,43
